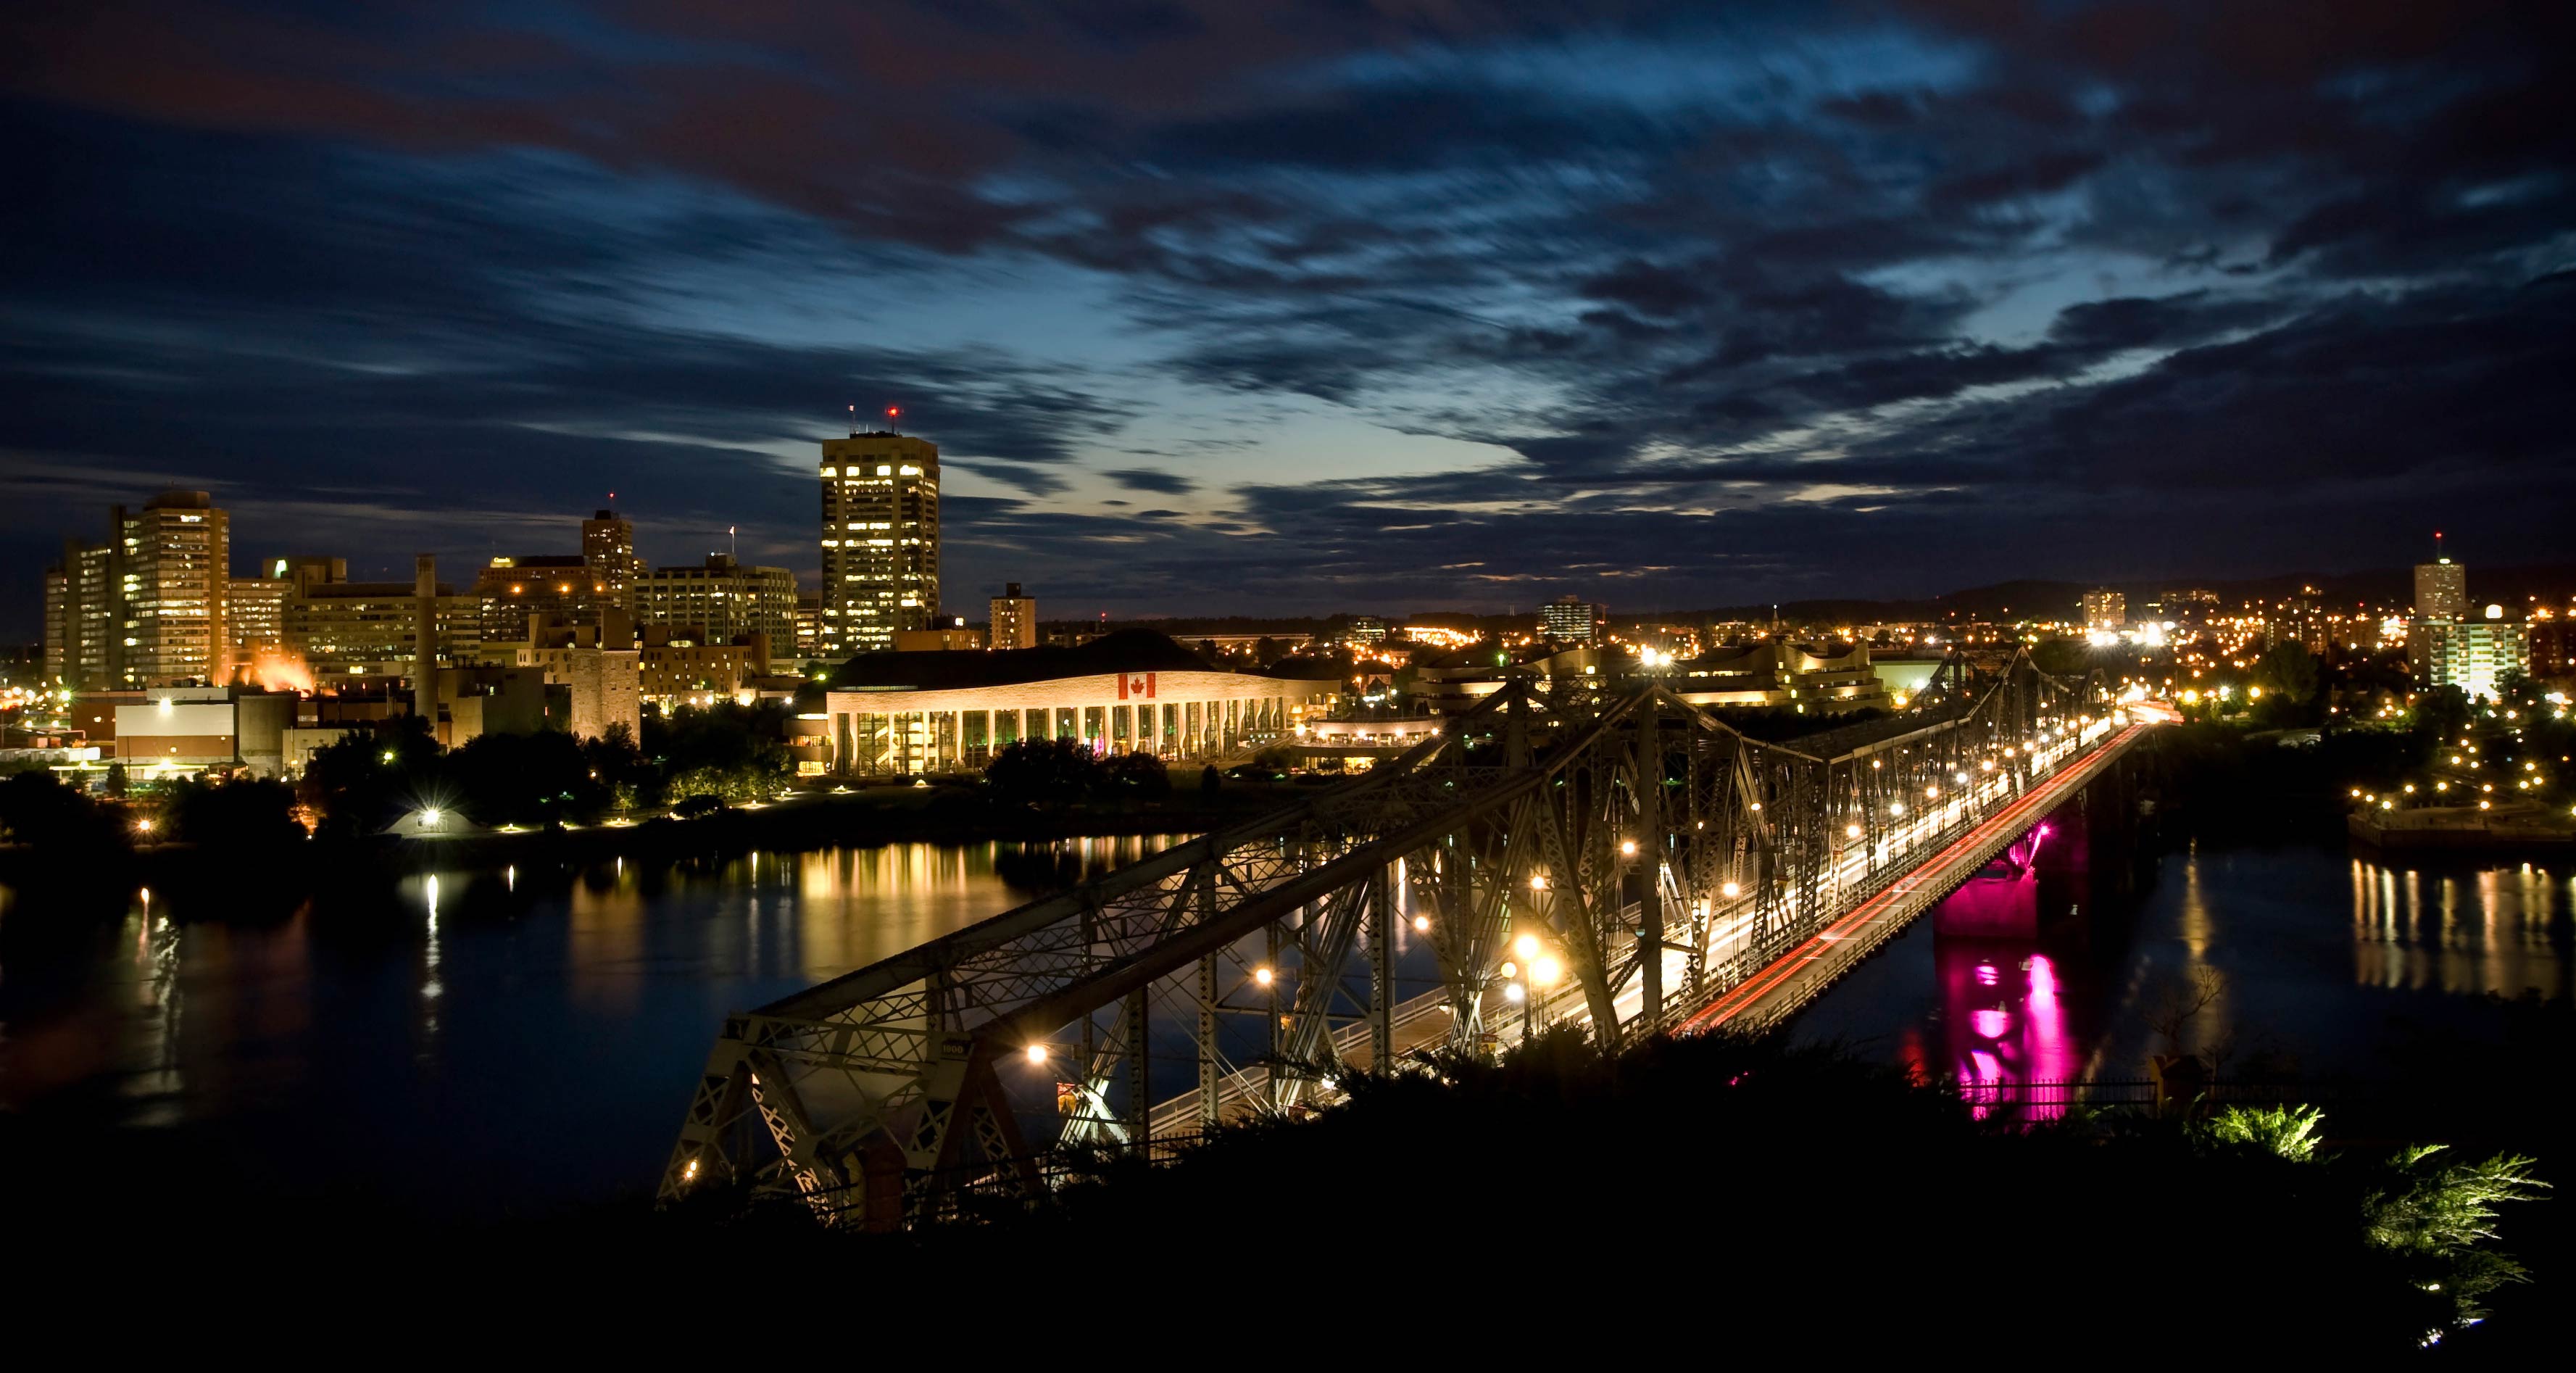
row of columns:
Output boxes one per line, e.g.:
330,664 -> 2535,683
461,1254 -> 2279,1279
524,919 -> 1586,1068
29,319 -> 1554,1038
831,695 -> 1298,775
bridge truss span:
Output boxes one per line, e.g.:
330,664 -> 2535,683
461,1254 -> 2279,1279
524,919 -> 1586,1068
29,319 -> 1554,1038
661,649 -> 2133,1226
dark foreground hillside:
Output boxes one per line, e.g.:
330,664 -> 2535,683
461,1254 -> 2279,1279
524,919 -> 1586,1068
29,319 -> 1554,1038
12,1029 -> 2551,1357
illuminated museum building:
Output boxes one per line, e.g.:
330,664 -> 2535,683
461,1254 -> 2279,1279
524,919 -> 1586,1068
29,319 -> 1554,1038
820,631 -> 1341,775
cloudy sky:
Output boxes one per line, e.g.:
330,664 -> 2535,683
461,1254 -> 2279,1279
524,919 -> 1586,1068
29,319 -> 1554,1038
3,1 -> 2570,633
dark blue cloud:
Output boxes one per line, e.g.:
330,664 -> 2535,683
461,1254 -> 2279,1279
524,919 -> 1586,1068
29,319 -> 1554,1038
0,0 -> 2570,630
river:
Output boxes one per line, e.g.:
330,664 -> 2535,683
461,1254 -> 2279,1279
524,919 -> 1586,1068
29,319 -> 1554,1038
2,830 -> 2569,1222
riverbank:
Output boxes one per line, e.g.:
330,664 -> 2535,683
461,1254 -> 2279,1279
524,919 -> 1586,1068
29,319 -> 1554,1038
0,777 -> 1321,914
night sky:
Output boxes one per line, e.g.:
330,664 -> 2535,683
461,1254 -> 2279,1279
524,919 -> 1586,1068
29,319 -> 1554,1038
3,1 -> 2570,634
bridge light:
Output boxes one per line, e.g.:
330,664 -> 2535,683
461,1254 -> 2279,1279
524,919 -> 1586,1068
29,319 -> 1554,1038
1499,961 -> 1516,979
1026,1042 -> 1050,1065
1503,983 -> 1527,1004
1413,915 -> 1431,932
1889,802 -> 1905,816
1925,785 -> 1938,797
1531,955 -> 1562,987
1515,933 -> 1540,958
1845,824 -> 1862,839
1721,881 -> 1740,898
1529,874 -> 1547,892
1620,839 -> 1637,856
1253,966 -> 1274,987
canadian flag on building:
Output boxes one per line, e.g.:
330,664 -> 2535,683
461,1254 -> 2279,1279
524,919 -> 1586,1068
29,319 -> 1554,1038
1117,671 -> 1157,700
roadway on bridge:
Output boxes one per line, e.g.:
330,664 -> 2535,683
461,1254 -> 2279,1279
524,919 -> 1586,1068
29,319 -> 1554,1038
1150,713 -> 2152,1134
1677,719 -> 2150,1034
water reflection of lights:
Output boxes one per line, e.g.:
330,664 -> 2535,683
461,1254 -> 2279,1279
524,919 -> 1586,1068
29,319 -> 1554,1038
423,876 -> 443,1003
1943,937 -> 2074,1121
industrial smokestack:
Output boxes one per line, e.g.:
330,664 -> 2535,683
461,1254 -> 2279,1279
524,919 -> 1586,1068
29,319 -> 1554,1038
414,553 -> 437,731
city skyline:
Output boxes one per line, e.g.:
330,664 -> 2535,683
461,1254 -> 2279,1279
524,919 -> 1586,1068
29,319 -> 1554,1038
4,3 -> 2572,637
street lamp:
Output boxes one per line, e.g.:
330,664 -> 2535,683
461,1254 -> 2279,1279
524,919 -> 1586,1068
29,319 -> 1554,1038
1501,935 -> 1561,1044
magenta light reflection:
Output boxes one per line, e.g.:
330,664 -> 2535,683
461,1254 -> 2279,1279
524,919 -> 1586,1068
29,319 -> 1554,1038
2024,954 -> 2073,1120
1971,1007 -> 2012,1039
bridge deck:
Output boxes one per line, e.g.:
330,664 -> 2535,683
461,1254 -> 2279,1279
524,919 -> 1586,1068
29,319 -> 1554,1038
1679,721 -> 2147,1033
1147,719 -> 2151,1135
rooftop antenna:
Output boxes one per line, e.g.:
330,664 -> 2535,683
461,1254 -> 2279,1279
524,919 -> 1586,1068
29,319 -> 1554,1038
847,404 -> 859,438
2435,528 -> 2444,561
729,525 -> 737,560
885,404 -> 902,435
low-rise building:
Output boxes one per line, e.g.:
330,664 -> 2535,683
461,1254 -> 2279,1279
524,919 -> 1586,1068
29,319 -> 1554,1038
895,625 -> 984,652
988,583 -> 1037,650
639,626 -> 770,708
109,686 -> 298,776
820,630 -> 1340,775
494,616 -> 641,742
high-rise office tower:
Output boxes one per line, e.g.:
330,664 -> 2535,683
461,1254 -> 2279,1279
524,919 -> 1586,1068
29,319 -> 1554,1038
1541,594 -> 1605,646
228,571 -> 290,666
2413,557 -> 2468,620
793,593 -> 823,665
41,537 -> 115,687
113,490 -> 230,686
989,582 -> 1036,650
819,421 -> 940,656
582,508 -> 644,612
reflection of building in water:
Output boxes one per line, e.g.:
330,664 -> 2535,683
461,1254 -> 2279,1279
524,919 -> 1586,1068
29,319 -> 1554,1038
2348,858 -> 2571,997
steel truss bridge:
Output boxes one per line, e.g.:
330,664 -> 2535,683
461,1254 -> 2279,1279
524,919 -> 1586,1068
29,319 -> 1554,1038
661,650 -> 2148,1227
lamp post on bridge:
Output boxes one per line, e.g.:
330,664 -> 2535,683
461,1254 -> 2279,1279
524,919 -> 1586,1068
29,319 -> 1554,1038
1500,929 -> 1561,1045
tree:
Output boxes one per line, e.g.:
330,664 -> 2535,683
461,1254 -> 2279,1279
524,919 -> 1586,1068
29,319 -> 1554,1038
299,721 -> 428,837
0,770 -> 127,851
2029,636 -> 2093,679
984,738 -> 1101,805
2253,640 -> 2321,706
165,777 -> 302,848
1199,763 -> 1221,797
1100,750 -> 1171,794
2411,685 -> 2473,747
